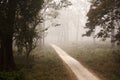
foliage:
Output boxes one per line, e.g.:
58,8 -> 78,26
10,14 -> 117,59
14,0 -> 72,56
84,0 -> 120,44
41,0 -> 72,27
14,0 -> 44,57
0,0 -> 72,57
0,0 -> 72,71
0,0 -> 45,71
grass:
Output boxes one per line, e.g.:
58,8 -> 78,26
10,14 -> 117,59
14,45 -> 72,80
61,42 -> 120,80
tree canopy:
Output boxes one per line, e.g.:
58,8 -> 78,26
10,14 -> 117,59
85,0 -> 120,44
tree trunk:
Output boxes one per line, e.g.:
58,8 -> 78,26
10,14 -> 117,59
76,26 -> 79,41
26,49 -> 31,59
0,0 -> 17,71
111,20 -> 115,47
111,28 -> 115,47
0,36 -> 16,71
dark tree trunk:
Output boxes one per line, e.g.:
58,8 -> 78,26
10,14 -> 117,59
0,36 -> 16,71
0,0 -> 17,71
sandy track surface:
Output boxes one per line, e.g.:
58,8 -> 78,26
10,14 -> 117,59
51,44 -> 101,80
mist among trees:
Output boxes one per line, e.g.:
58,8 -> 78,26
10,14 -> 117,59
0,0 -> 120,80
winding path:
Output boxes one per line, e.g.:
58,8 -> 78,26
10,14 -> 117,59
51,44 -> 101,80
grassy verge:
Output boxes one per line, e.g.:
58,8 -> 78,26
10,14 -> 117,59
61,42 -> 120,80
15,45 -> 72,80
0,45 -> 72,80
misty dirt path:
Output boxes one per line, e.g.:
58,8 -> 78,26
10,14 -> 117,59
50,44 -> 101,80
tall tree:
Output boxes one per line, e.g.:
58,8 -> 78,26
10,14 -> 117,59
0,0 -> 44,71
14,0 -> 44,58
0,0 -> 72,71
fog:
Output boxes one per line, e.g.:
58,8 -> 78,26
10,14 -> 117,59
44,0 -> 109,44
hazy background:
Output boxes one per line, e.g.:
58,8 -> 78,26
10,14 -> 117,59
44,0 -> 93,43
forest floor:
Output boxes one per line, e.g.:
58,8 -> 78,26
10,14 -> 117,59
1,42 -> 120,80
51,44 -> 101,80
14,45 -> 75,80
60,42 -> 120,80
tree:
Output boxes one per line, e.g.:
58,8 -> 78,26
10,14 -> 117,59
84,0 -> 120,45
0,0 -> 44,71
0,0 -> 72,71
14,0 -> 44,58
14,0 -> 72,57
0,0 -> 18,71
